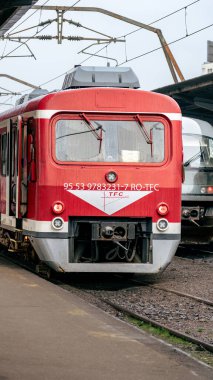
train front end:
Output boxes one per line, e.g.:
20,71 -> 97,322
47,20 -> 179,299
28,67 -> 182,273
181,117 -> 213,245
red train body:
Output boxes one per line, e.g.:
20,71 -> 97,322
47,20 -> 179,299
0,67 -> 182,273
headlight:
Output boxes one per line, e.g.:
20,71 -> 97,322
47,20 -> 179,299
52,217 -> 64,230
156,218 -> 169,231
200,187 -> 206,194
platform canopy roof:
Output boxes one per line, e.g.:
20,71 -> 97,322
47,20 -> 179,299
154,73 -> 213,125
0,0 -> 37,36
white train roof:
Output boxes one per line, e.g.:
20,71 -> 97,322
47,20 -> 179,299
182,117 -> 213,138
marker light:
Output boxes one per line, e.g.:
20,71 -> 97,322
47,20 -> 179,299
52,217 -> 64,230
157,203 -> 169,216
105,171 -> 118,183
207,186 -> 213,194
200,186 -> 213,194
156,218 -> 169,232
52,201 -> 65,214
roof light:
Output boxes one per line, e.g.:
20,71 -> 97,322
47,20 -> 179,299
105,171 -> 118,183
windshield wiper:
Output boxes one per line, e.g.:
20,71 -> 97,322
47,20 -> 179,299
56,126 -> 102,140
184,149 -> 204,167
80,114 -> 105,153
56,115 -> 105,153
80,113 -> 103,140
134,114 -> 152,145
56,127 -> 101,140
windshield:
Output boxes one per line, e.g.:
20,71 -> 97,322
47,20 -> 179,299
55,118 -> 165,163
183,134 -> 213,168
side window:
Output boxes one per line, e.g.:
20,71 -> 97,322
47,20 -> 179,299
1,133 -> 7,176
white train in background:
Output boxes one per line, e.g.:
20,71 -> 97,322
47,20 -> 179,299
181,117 -> 213,245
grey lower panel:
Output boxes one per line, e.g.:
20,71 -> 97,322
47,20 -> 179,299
23,230 -> 69,238
153,234 -> 180,240
182,195 -> 212,201
29,236 -> 180,274
26,231 -> 180,240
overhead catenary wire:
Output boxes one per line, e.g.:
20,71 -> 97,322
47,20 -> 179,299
0,23 -> 51,61
1,18 -> 211,105
35,21 -> 213,87
28,0 -> 207,88
118,0 -> 200,62
0,0 -> 210,105
117,22 -> 213,66
0,0 -> 200,64
6,0 -> 51,36
6,0 -> 81,36
1,0 -> 82,59
0,41 -> 112,107
119,0 -> 201,38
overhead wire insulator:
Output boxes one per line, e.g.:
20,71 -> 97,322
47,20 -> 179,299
67,19 -> 81,27
37,35 -> 53,40
40,19 -> 55,27
67,36 -> 83,41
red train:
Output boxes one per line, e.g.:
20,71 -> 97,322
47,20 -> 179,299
0,66 -> 182,274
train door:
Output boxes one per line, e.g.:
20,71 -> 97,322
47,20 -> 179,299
0,130 -> 7,215
8,117 -> 28,225
9,120 -> 18,217
19,118 -> 28,218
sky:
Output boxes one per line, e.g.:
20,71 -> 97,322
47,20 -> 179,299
0,0 -> 212,109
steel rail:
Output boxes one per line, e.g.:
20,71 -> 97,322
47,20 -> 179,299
102,298 -> 213,353
131,280 -> 213,307
150,285 -> 213,306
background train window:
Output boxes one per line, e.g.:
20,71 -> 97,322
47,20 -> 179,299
1,133 -> 7,176
55,119 -> 165,163
183,134 -> 213,168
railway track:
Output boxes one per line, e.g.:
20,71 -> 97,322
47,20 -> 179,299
177,245 -> 213,260
55,271 -> 213,355
57,277 -> 213,356
130,280 -> 213,307
101,298 -> 213,353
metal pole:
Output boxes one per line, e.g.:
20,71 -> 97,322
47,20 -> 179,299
0,74 -> 40,89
